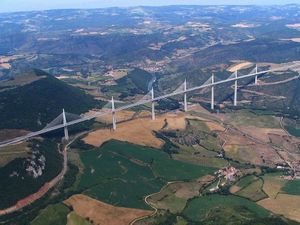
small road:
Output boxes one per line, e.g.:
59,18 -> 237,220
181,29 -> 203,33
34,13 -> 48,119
129,181 -> 182,225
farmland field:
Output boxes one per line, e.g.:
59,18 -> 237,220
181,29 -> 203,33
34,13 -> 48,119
172,145 -> 228,168
83,113 -> 189,148
30,203 -> 70,225
183,194 -> 270,223
66,212 -> 91,225
261,172 -> 286,198
65,194 -> 151,225
283,118 -> 300,137
282,180 -> 300,195
258,194 -> 300,223
148,176 -> 214,213
226,110 -> 280,128
76,140 -> 215,209
0,142 -> 30,167
235,177 -> 267,201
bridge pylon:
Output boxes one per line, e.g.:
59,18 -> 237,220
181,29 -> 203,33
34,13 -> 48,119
234,70 -> 238,106
211,73 -> 215,110
111,96 -> 117,131
62,109 -> 69,141
151,87 -> 155,120
255,64 -> 258,85
184,79 -> 188,112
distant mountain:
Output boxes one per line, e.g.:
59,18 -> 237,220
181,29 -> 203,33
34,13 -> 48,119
0,69 -> 102,131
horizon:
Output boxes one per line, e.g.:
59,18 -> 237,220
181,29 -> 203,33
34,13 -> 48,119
0,0 -> 300,13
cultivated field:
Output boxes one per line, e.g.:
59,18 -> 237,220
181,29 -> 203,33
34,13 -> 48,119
0,142 -> 30,167
148,175 -> 214,213
65,194 -> 152,225
76,140 -> 215,209
235,178 -> 267,201
204,121 -> 226,132
230,175 -> 259,193
240,127 -> 286,143
83,112 -> 189,148
227,61 -> 253,72
66,212 -> 91,225
223,142 -> 283,166
261,173 -> 286,199
30,203 -> 70,225
224,110 -> 280,129
105,69 -> 130,80
183,194 -> 269,222
258,194 -> 300,222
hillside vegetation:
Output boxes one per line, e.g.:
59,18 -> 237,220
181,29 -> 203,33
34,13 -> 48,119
0,70 -> 102,131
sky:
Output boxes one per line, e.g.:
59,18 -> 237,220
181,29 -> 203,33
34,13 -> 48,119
0,0 -> 300,13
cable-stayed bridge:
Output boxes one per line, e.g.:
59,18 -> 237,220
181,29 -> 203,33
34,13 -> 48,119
0,63 -> 299,148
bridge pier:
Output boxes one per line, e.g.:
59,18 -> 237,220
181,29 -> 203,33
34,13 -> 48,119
151,87 -> 155,120
234,70 -> 238,106
255,65 -> 258,85
211,74 -> 215,110
184,79 -> 187,112
62,109 -> 69,141
111,96 -> 117,130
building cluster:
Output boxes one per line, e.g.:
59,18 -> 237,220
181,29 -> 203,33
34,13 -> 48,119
209,166 -> 239,193
216,166 -> 239,182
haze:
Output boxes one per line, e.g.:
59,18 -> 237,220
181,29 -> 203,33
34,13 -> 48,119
0,0 -> 300,13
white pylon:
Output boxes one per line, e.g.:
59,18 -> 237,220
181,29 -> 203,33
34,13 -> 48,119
234,70 -> 238,106
151,87 -> 155,120
255,64 -> 258,85
184,79 -> 187,112
111,96 -> 117,131
211,73 -> 215,110
62,109 -> 69,141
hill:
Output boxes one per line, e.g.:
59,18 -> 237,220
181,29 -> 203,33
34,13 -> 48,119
0,69 -> 102,131
102,68 -> 154,99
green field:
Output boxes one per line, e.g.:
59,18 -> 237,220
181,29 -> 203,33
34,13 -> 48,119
30,203 -> 70,225
77,140 -> 215,209
66,212 -> 91,225
261,172 -> 286,198
183,194 -> 270,223
235,178 -> 267,201
227,110 -> 280,128
188,119 -> 210,133
235,175 -> 259,189
149,184 -> 187,213
172,145 -> 228,168
283,118 -> 300,137
282,180 -> 300,195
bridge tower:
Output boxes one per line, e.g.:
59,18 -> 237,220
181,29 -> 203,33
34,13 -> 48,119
62,109 -> 69,141
211,73 -> 215,110
184,79 -> 188,112
255,64 -> 258,85
234,70 -> 238,106
151,87 -> 155,120
111,96 -> 117,130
